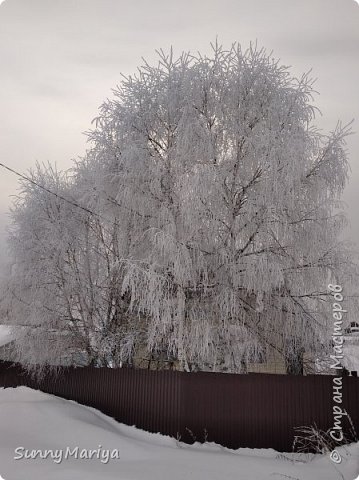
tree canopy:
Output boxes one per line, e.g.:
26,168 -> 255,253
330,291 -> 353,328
1,43 -> 357,374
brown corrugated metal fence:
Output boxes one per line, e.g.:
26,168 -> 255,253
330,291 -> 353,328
0,361 -> 358,452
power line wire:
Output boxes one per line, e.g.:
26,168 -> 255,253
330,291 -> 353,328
0,160 -> 156,229
0,162 -> 99,218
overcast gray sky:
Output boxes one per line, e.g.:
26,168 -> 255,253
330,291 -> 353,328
0,0 -> 358,269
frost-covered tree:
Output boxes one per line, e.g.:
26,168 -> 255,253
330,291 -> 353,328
2,163 -> 142,372
3,43 -> 358,374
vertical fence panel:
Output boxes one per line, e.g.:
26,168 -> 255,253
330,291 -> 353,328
0,361 -> 358,452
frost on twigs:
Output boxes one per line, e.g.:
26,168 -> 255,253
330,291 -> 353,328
2,42 -> 358,375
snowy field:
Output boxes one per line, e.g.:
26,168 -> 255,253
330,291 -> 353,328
0,387 -> 358,480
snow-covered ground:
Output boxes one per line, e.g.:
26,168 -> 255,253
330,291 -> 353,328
0,387 -> 358,480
